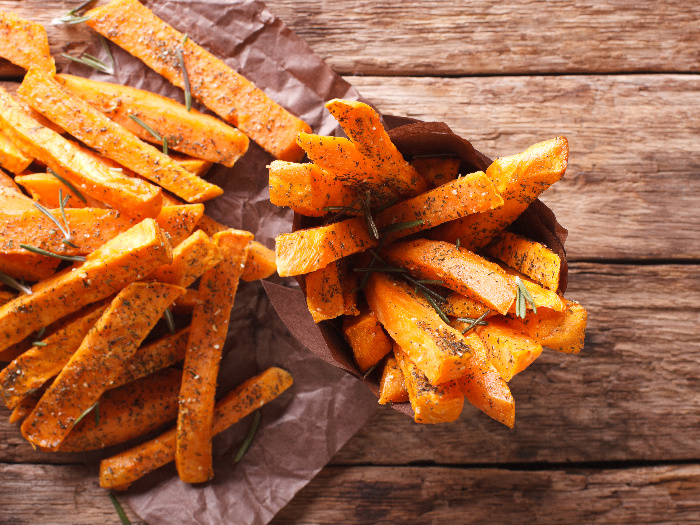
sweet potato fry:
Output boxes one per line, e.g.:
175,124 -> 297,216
86,0 -> 311,161
443,292 -> 494,319
58,367 -> 182,452
18,68 -> 222,204
410,156 -> 461,188
0,130 -> 31,174
9,390 -> 42,424
0,169 -> 34,212
486,231 -> 562,291
325,99 -> 428,197
0,301 -> 110,409
0,289 -> 15,306
474,319 -> 543,382
305,261 -> 345,323
21,281 -> 185,449
365,272 -> 475,385
342,308 -> 393,373
0,87 -> 162,218
375,171 -> 503,241
384,239 -> 517,315
169,288 -> 199,315
378,354 -> 409,405
499,264 -> 564,314
149,230 -> 222,287
55,74 -> 248,167
0,12 -> 55,73
431,137 -> 568,250
394,344 -> 464,424
269,160 -> 359,217
177,229 -> 252,483
276,217 -> 377,277
0,253 -> 60,282
169,154 -> 212,177
100,367 -> 293,490
14,173 -> 106,209
0,218 -> 173,353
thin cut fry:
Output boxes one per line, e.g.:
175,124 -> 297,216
0,130 -> 31,174
304,261 -> 345,323
0,12 -> 55,73
378,354 -> 409,405
14,173 -> 106,209
474,319 -> 543,382
342,308 -> 393,373
0,253 -> 60,282
149,230 -> 222,287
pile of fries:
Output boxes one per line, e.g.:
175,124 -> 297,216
270,99 -> 587,426
0,0 -> 303,490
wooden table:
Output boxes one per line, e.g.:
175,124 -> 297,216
1,1 -> 699,523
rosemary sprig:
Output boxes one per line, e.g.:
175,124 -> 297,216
52,0 -> 96,24
458,309 -> 491,334
323,198 -> 362,224
235,410 -> 261,463
164,308 -> 176,334
176,48 -> 192,111
48,169 -> 87,203
362,363 -> 379,379
32,327 -> 47,346
61,52 -> 114,75
420,289 -> 450,323
515,276 -> 537,318
182,34 -> 189,44
32,342 -> 48,347
455,238 -> 461,249
129,115 -> 168,154
362,191 -> 379,240
33,190 -> 78,248
98,35 -> 116,74
378,219 -> 424,235
33,200 -> 71,240
109,493 -> 131,525
0,271 -> 32,295
74,401 -> 99,426
20,244 -> 87,262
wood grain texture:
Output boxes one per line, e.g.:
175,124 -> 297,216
348,74 -> 700,260
272,465 -> 700,524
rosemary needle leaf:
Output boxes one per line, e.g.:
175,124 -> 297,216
52,15 -> 91,25
48,169 -> 87,203
74,402 -> 98,426
61,53 -> 112,75
379,219 -> 424,235
459,309 -> 491,334
109,493 -> 131,525
0,271 -> 32,295
33,201 -> 70,240
363,363 -> 379,379
32,341 -> 48,347
128,114 -> 162,141
421,290 -> 450,324
98,34 -> 116,73
162,137 -> 169,156
164,308 -> 176,334
68,0 -> 97,16
176,48 -> 192,111
20,244 -> 87,262
235,411 -> 262,463
515,276 -> 537,318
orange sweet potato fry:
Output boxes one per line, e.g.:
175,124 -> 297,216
9,390 -> 42,424
342,308 -> 393,373
19,68 -> 222,204
21,281 -> 185,449
169,288 -> 199,315
0,12 -> 55,73
378,354 -> 409,405
384,239 -> 517,315
474,318 -> 543,382
276,217 -> 377,277
14,173 -> 106,209
55,74 -> 248,167
149,230 -> 222,287
0,87 -> 163,218
365,272 -> 475,385
87,0 -> 310,161
100,367 -> 293,490
0,300 -> 110,409
0,253 -> 60,282
268,160 -> 360,217
394,344 -> 464,424
374,171 -> 503,241
169,154 -> 212,177
486,231 -> 562,291
0,218 -> 173,354
305,261 -> 345,323
0,130 -> 31,174
0,289 -> 15,306
325,99 -> 428,198
177,229 -> 252,483
431,137 -> 569,250
58,367 -> 182,452
410,156 -> 461,188
443,292 -> 494,319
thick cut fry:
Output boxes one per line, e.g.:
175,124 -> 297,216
410,156 -> 461,188
149,230 -> 222,287
474,319 -> 543,382
100,367 -> 293,490
111,328 -> 190,390
0,87 -> 162,218
0,205 -> 203,256
86,0 -> 310,161
503,298 -> 587,354
0,170 -> 35,212
170,288 -> 199,315
0,218 -> 173,353
457,338 -> 515,428
365,273 -> 475,385
0,253 -> 60,282
177,229 -> 252,483
394,344 -> 464,424
268,160 -> 359,217
384,239 -> 517,315
0,301 -> 110,409
325,99 -> 428,197
169,154 -> 212,177
0,12 -> 55,73
375,171 -> 503,241
56,74 -> 249,167
14,173 -> 106,208
0,130 -> 31,174
378,354 -> 409,405
443,293 -> 494,319
342,308 -> 393,373
276,217 -> 376,277
21,281 -> 185,449
304,261 -> 345,323
58,368 -> 182,452
487,231 -> 562,291
431,137 -> 569,249
19,68 -> 222,204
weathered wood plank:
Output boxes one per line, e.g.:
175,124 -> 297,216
0,463 -> 144,525
272,465 -> 700,524
348,74 -> 700,260
2,1 -> 698,77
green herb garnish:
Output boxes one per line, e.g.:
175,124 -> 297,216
235,411 -> 261,463
20,244 -> 87,262
61,52 -> 114,75
52,0 -> 96,24
164,307 -> 175,334
48,169 -> 87,203
74,401 -> 99,426
0,271 -> 32,295
128,115 -> 168,154
176,48 -> 192,111
362,363 -> 379,379
515,276 -> 537,318
109,493 -> 131,525
458,310 -> 491,334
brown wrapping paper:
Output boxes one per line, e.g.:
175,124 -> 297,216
64,1 -> 380,523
